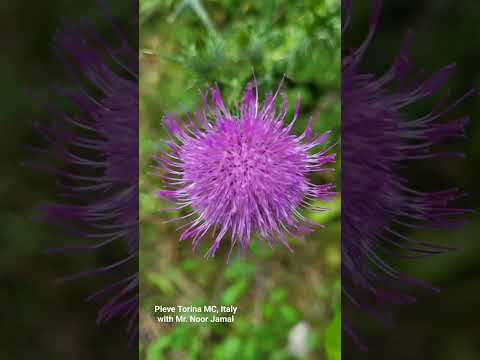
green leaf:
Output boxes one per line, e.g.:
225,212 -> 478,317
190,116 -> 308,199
324,305 -> 341,360
220,279 -> 248,304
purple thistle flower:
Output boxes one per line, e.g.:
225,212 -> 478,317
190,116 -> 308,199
154,80 -> 336,257
342,0 -> 472,349
29,2 -> 138,344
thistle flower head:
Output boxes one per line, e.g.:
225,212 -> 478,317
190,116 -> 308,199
155,80 -> 336,256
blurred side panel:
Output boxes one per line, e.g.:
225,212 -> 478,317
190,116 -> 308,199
342,0 -> 479,358
0,1 -> 138,358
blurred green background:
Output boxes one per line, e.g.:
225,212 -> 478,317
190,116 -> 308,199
343,1 -> 480,359
0,1 -> 136,358
139,0 -> 340,359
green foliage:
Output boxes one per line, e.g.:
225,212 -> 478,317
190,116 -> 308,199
324,300 -> 341,360
144,255 -> 341,359
141,0 -> 340,134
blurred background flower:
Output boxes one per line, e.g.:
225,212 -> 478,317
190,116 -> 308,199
342,0 -> 471,346
343,1 -> 480,358
1,1 -> 138,358
29,0 -> 139,346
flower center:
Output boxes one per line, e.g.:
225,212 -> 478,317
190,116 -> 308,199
180,118 -> 309,222
220,136 -> 272,190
